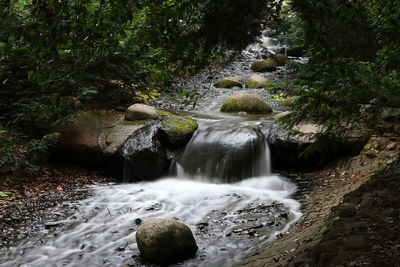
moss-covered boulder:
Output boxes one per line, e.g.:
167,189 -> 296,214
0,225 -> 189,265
245,74 -> 271,88
220,93 -> 272,114
251,58 -> 277,72
159,115 -> 198,149
136,218 -> 198,265
271,54 -> 289,66
213,76 -> 243,88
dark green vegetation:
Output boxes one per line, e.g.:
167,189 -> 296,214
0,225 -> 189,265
278,0 -> 400,161
0,0 -> 282,174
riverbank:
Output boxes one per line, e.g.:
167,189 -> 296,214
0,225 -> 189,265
0,168 -> 113,248
242,135 -> 400,267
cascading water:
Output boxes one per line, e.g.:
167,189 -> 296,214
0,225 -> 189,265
0,32 -> 304,267
175,122 -> 271,182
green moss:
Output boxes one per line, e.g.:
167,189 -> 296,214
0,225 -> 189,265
157,109 -> 173,116
220,93 -> 272,113
160,115 -> 198,148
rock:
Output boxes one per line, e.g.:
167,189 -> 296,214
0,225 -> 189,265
251,58 -> 277,72
159,115 -> 198,149
125,104 -> 158,121
271,54 -> 289,66
267,124 -> 369,169
213,76 -> 243,88
220,93 -> 272,114
245,74 -> 271,88
52,110 -> 122,167
120,122 -> 169,182
136,218 -> 198,265
102,124 -> 145,178
286,46 -> 304,57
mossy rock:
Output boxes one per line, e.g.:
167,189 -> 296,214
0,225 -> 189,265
245,74 -> 271,88
251,58 -> 277,72
220,93 -> 272,114
159,115 -> 198,149
213,76 -> 243,88
136,218 -> 198,265
271,54 -> 289,66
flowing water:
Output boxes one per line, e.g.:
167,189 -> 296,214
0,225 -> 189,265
0,32 -> 306,266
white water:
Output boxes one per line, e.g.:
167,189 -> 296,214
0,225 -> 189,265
0,32 -> 305,267
0,176 -> 301,267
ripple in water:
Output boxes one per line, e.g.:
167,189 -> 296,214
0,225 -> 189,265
0,176 -> 301,267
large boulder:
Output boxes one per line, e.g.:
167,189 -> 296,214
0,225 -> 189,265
120,122 -> 169,182
126,104 -> 158,121
220,93 -> 272,114
267,124 -> 370,170
271,54 -> 289,66
136,218 -> 198,265
213,76 -> 243,88
52,110 -> 122,167
251,58 -> 277,72
159,115 -> 198,149
245,74 -> 271,88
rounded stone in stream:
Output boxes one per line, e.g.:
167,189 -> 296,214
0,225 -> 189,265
271,54 -> 289,66
251,58 -> 277,72
245,74 -> 271,88
213,76 -> 243,88
125,104 -> 158,121
220,93 -> 272,114
136,218 -> 198,265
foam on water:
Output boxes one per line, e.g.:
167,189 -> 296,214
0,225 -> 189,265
0,176 -> 301,267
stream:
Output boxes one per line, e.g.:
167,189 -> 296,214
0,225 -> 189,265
0,32 -> 307,267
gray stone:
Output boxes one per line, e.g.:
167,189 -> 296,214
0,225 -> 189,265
126,104 -> 158,121
251,58 -> 277,72
136,218 -> 198,265
214,76 -> 243,88
245,74 -> 271,88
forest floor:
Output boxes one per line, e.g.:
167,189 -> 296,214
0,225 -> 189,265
0,168 -> 113,249
242,135 -> 400,267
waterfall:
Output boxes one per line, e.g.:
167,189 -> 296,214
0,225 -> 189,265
174,124 -> 271,183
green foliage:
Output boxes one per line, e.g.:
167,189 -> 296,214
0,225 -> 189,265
0,127 -> 59,175
1,0 -> 282,174
279,1 -> 400,161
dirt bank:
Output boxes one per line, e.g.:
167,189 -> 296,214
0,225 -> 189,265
242,135 -> 400,267
0,168 -> 113,248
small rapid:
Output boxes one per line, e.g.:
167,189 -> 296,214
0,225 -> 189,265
0,176 -> 301,267
0,32 -> 305,267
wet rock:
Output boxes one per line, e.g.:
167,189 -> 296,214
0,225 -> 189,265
102,124 -> 145,178
271,54 -> 289,66
220,93 -> 272,114
251,58 -> 277,72
136,218 -> 198,265
159,115 -> 198,149
213,76 -> 243,88
125,104 -> 158,121
120,123 -> 169,182
245,74 -> 271,88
